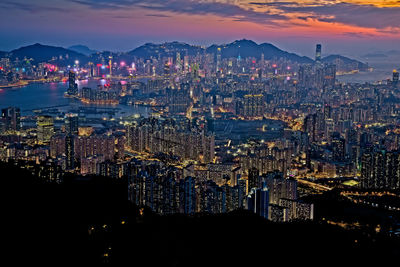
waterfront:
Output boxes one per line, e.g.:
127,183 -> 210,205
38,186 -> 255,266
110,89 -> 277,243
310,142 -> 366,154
0,79 -> 150,117
337,55 -> 400,84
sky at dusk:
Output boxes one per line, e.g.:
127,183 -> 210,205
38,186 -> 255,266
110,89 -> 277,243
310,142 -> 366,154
1,0 -> 399,57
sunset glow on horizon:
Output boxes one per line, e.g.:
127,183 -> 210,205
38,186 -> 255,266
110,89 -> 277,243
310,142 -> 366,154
0,0 -> 399,54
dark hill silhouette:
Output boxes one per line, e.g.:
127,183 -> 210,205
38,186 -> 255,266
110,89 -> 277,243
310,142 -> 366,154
68,45 -> 97,56
207,39 -> 314,63
9,43 -> 88,66
128,41 -> 203,59
1,162 -> 398,265
129,39 -> 314,63
322,54 -> 369,71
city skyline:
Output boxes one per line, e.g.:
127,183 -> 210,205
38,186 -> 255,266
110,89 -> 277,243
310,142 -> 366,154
1,1 -> 400,264
1,0 -> 400,56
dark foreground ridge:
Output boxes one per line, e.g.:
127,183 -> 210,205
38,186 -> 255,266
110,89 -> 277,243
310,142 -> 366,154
2,162 -> 398,265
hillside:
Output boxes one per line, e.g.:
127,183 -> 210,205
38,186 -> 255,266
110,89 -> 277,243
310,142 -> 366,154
9,43 -> 88,66
2,161 -> 399,265
68,45 -> 97,56
323,54 -> 369,71
129,41 -> 203,59
207,39 -> 314,63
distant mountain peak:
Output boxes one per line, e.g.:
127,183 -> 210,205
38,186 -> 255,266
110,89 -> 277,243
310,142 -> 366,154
322,54 -> 368,71
9,43 -> 88,66
68,45 -> 97,56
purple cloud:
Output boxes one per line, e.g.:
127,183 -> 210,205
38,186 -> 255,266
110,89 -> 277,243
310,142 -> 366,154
250,1 -> 400,29
71,0 -> 287,26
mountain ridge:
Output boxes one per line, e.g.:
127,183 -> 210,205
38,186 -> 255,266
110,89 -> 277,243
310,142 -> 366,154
68,45 -> 97,56
9,43 -> 88,66
2,40 -> 367,70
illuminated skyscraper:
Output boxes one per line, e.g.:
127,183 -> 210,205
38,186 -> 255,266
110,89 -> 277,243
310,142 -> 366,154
176,52 -> 181,73
247,186 -> 269,219
1,107 -> 20,132
216,47 -> 221,72
65,134 -> 75,170
67,71 -> 78,96
65,113 -> 79,135
315,44 -> 322,63
332,137 -> 346,162
393,69 -> 399,85
37,115 -> 54,144
109,56 -> 113,76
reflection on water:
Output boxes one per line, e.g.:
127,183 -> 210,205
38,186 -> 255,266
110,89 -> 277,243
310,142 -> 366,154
0,79 -> 150,117
337,56 -> 400,84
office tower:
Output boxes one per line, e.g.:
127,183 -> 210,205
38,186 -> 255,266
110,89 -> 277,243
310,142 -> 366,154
65,113 -> 79,135
247,186 -> 269,219
176,52 -> 181,72
393,69 -> 399,85
67,71 -> 78,95
184,55 -> 189,73
65,134 -> 75,170
315,44 -> 322,63
216,47 -> 221,72
109,56 -> 113,76
89,62 -> 94,77
304,114 -> 317,142
1,107 -> 20,132
37,115 -> 54,144
332,137 -> 346,162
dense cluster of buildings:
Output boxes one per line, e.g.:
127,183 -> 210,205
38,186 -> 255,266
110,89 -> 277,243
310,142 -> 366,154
127,117 -> 214,163
1,42 -> 400,221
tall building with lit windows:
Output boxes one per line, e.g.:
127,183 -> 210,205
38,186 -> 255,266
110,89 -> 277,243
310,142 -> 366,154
65,134 -> 75,170
315,44 -> 322,64
360,150 -> 400,190
393,69 -> 399,86
37,115 -> 54,144
247,186 -> 269,219
67,71 -> 78,96
242,94 -> 264,118
65,113 -> 79,135
1,107 -> 20,132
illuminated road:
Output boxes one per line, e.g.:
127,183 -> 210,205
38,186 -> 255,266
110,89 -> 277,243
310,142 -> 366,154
296,178 -> 333,192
